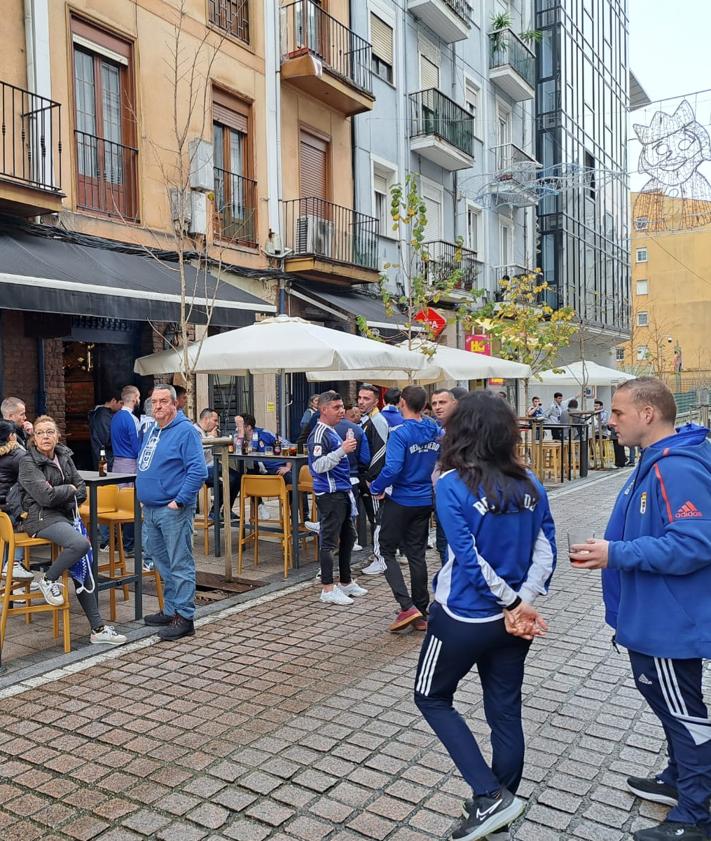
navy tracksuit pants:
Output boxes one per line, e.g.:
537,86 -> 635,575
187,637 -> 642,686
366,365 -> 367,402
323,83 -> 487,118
629,651 -> 711,826
414,602 -> 531,796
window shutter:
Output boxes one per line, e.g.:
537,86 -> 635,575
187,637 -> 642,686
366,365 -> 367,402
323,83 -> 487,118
420,55 -> 439,91
370,14 -> 393,65
299,131 -> 328,200
213,89 -> 249,133
373,172 -> 388,195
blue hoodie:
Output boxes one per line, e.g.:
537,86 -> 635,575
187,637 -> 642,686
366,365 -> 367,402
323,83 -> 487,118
136,412 -> 207,507
434,469 -> 556,621
602,423 -> 711,659
370,417 -> 441,506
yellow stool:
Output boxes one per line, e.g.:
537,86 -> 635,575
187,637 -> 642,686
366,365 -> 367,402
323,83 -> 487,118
237,475 -> 291,579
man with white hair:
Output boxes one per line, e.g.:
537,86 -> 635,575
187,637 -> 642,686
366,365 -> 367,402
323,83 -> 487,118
1,396 -> 33,448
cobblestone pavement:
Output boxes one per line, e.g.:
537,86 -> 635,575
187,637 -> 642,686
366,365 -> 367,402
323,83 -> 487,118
1,470 -> 707,841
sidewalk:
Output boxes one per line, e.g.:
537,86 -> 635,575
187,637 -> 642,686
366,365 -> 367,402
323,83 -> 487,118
0,469 -> 704,841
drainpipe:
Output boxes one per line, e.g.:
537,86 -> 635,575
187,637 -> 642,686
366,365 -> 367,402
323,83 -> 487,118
24,0 -> 51,98
264,0 -> 282,236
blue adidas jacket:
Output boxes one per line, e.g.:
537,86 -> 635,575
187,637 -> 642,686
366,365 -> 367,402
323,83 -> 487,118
307,421 -> 351,494
111,407 -> 140,459
381,405 -> 404,429
434,470 -> 556,621
370,417 -> 441,506
252,427 -> 287,475
602,423 -> 711,659
136,412 -> 207,507
335,419 -> 370,479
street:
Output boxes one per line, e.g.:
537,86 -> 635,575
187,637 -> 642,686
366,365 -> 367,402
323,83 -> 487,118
0,469 -> 702,841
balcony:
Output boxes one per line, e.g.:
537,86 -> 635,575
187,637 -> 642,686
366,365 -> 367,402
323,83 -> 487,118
214,169 -> 257,247
484,143 -> 541,208
280,1 -> 374,116
408,0 -> 473,43
421,240 -> 483,301
75,131 -> 139,221
492,265 -> 545,304
409,89 -> 475,171
282,197 -> 379,284
0,81 -> 63,216
208,0 -> 249,45
489,28 -> 535,102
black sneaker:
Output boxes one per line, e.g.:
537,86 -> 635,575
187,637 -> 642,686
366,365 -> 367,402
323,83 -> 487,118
144,610 -> 174,626
157,614 -> 195,641
633,821 -> 706,841
452,789 -> 523,841
627,776 -> 679,807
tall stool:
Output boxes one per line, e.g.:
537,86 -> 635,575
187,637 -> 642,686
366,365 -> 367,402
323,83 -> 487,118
194,484 -> 212,555
296,466 -> 318,561
237,475 -> 291,578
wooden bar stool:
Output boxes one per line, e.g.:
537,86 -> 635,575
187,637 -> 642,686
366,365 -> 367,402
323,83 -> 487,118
0,513 -> 71,653
296,465 -> 318,562
194,484 -> 212,555
237,475 -> 291,578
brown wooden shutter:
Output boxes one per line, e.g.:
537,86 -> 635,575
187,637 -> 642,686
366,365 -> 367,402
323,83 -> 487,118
213,88 -> 249,133
299,130 -> 328,200
370,14 -> 393,65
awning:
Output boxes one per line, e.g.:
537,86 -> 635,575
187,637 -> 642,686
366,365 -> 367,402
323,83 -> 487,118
289,283 -> 408,332
0,229 -> 275,327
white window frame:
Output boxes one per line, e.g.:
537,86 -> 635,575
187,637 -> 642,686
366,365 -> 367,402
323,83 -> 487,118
498,217 -> 514,267
371,155 -> 398,239
420,175 -> 443,242
463,75 -> 482,140
368,0 -> 396,87
615,347 -> 625,361
637,345 -> 649,361
465,201 -> 483,258
636,311 -> 648,327
636,247 -> 648,263
636,279 -> 648,296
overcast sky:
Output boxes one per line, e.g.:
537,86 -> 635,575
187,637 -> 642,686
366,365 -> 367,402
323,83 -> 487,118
629,0 -> 711,104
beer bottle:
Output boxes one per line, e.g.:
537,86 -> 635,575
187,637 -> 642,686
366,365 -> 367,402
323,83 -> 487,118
273,436 -> 282,456
98,449 -> 108,477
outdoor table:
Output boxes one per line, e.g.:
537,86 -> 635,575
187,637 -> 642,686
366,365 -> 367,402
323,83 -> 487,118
78,471 -> 143,620
212,451 -> 309,572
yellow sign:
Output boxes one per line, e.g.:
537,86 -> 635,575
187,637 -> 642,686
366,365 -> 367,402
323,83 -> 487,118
267,402 -> 275,413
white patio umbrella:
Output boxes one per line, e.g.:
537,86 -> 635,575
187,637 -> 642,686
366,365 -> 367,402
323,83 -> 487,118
134,315 -> 430,432
306,339 -> 530,384
534,360 -> 636,387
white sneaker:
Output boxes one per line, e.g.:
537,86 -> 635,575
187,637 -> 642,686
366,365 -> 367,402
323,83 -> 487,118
352,543 -> 363,551
305,521 -> 320,533
2,562 -> 35,581
362,558 -> 386,575
38,577 -> 64,606
258,504 -> 271,520
339,581 -> 368,597
30,580 -> 41,592
90,625 -> 127,646
320,588 -> 353,606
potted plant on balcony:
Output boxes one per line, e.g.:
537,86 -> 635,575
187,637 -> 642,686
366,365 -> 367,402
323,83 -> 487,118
490,12 -> 541,56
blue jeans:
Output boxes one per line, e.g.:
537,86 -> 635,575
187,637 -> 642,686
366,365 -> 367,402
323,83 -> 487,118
143,504 -> 197,621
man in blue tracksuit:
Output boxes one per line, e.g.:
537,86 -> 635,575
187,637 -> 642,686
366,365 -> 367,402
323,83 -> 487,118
571,378 -> 711,841
370,385 -> 441,632
380,388 -> 404,429
137,385 -> 207,641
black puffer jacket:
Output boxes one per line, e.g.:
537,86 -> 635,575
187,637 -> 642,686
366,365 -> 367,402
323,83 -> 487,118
18,444 -> 87,535
0,440 -> 24,508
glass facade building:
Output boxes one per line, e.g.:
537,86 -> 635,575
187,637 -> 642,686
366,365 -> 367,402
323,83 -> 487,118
535,0 -> 630,335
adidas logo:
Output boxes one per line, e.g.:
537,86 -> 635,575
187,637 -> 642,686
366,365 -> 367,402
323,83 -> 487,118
675,501 -> 702,519
638,674 -> 653,685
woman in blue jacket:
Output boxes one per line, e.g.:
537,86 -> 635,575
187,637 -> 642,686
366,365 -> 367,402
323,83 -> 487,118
414,391 -> 557,841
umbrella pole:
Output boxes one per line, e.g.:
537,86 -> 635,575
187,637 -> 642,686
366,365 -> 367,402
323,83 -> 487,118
279,369 -> 288,439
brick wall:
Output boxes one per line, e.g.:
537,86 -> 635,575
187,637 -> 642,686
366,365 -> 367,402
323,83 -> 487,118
1,311 -> 39,423
44,338 -> 66,432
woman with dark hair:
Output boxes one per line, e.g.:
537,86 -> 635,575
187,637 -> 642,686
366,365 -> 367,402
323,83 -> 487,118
0,419 -> 35,582
414,391 -> 557,841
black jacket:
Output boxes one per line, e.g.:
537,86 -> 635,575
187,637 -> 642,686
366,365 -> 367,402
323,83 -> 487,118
88,405 -> 114,469
0,441 -> 24,508
18,444 -> 86,535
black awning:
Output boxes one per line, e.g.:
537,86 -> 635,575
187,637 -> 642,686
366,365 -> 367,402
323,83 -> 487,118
0,229 -> 275,327
290,283 -> 407,331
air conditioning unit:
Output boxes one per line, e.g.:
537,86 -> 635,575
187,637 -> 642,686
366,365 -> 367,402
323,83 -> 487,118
189,139 -> 213,192
169,187 -> 191,230
296,215 -> 333,256
189,191 -> 208,235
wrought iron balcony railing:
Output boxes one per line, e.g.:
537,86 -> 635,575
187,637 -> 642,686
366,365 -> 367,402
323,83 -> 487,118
214,168 -> 257,247
409,89 -> 475,158
281,0 -> 373,96
421,240 -> 482,291
208,0 -> 250,45
282,197 -> 378,270
489,28 -> 536,89
75,130 -> 138,221
0,81 -> 62,192
442,0 -> 474,24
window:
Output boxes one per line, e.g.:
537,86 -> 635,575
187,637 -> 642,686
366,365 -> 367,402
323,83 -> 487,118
464,79 -> 481,138
419,54 -> 439,91
299,129 -> 329,201
636,311 -> 648,327
208,0 -> 249,45
635,216 -> 649,231
636,248 -> 648,263
466,205 -> 481,255
499,220 -> 513,267
421,178 -> 443,241
71,18 -> 137,221
213,89 -> 255,246
370,14 -> 393,84
637,345 -> 649,361
615,347 -> 625,361
636,279 -> 648,295
372,160 -> 396,237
